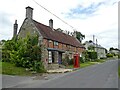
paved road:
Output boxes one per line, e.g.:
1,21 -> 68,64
11,59 -> 118,88
2,72 -> 68,88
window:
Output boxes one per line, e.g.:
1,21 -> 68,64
49,40 -> 52,43
54,41 -> 58,46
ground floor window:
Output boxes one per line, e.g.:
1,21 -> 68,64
48,50 -> 63,64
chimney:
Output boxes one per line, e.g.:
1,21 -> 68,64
73,31 -> 76,38
49,19 -> 53,29
26,6 -> 33,19
13,20 -> 18,37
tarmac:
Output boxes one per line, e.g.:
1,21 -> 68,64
1,68 -> 74,88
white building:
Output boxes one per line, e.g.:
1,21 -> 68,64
84,41 -> 106,59
109,49 -> 120,55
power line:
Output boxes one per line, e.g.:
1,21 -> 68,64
32,0 -> 76,31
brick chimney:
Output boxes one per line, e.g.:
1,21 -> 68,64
13,20 -> 18,37
26,6 -> 33,19
49,19 -> 53,29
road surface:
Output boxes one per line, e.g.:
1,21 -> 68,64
11,59 -> 118,88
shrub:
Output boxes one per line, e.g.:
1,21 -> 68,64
118,53 -> 120,59
2,50 -> 11,62
68,58 -> 73,65
82,51 -> 89,62
62,54 -> 69,66
62,58 -> 68,66
2,34 -> 46,73
88,51 -> 97,60
79,57 -> 85,63
106,53 -> 113,57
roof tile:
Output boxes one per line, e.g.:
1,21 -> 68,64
33,20 -> 84,48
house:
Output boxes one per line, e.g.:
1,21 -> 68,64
13,6 -> 85,69
109,49 -> 120,55
84,41 -> 106,59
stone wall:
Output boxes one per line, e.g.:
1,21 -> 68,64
18,19 -> 40,38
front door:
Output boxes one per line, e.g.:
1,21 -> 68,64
58,52 -> 62,64
52,51 -> 55,63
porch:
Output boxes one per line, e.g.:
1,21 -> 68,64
47,48 -> 65,70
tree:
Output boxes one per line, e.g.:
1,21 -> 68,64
109,47 -> 114,51
75,31 -> 85,43
88,45 -> 95,51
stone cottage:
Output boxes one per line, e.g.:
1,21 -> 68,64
13,6 -> 85,69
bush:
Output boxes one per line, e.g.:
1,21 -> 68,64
2,34 -> 46,73
68,58 -> 73,65
82,51 -> 89,62
88,51 -> 97,60
118,53 -> 120,59
62,54 -> 74,66
100,57 -> 106,59
106,53 -> 113,57
62,54 -> 69,66
2,50 -> 11,62
80,57 -> 85,63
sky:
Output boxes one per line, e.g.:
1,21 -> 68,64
0,0 -> 118,50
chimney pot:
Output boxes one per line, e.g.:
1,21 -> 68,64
26,6 -> 33,19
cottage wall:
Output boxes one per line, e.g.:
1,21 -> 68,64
18,19 -> 38,38
17,6 -> 85,70
43,39 -> 84,60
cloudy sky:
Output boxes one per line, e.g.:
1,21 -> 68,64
0,0 -> 118,50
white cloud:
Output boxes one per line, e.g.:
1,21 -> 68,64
0,0 -> 118,49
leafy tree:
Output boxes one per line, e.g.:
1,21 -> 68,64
109,47 -> 120,51
109,47 -> 114,51
75,31 -> 85,43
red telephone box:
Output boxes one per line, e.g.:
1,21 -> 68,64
73,53 -> 80,68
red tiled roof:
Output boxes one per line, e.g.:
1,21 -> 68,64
33,20 -> 84,48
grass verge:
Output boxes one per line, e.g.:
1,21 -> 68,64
67,61 -> 96,69
67,59 -> 106,69
0,61 -> 32,76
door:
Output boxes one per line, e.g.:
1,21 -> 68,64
58,52 -> 62,64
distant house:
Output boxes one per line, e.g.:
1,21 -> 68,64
109,49 -> 120,55
13,6 -> 85,69
84,41 -> 106,59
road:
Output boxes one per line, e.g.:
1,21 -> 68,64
10,59 -> 118,88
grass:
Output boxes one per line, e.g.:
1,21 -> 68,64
0,61 -> 33,76
67,61 -> 96,69
80,62 -> 96,68
67,59 -> 106,69
0,59 -> 107,76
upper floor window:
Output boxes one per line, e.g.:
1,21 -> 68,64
54,41 -> 58,46
49,40 -> 52,43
